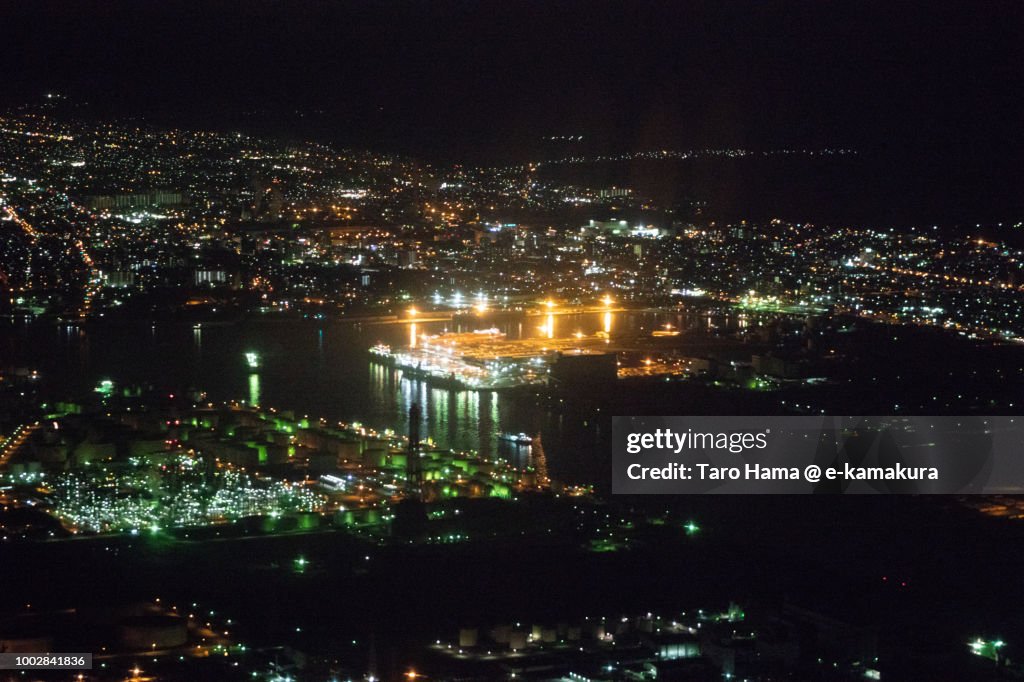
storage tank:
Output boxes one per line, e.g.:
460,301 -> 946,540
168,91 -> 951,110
335,440 -> 362,463
509,630 -> 528,651
490,624 -> 511,644
458,628 -> 478,648
362,448 -> 387,467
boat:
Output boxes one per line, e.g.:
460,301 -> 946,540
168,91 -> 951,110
499,432 -> 534,445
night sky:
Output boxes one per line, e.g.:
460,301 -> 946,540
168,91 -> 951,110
3,2 -> 1022,173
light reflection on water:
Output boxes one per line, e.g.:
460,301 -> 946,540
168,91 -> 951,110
4,310 -> 751,484
248,372 -> 261,407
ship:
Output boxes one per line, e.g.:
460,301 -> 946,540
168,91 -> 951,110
498,432 -> 534,445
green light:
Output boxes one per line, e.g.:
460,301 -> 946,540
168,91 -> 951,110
969,637 -> 1006,660
245,352 -> 261,369
248,373 -> 261,407
684,521 -> 700,536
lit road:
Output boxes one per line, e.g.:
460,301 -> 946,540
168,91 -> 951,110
0,422 -> 39,470
1,203 -> 39,241
867,261 -> 1024,294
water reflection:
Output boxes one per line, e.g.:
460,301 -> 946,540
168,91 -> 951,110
540,313 -> 555,339
248,372 -> 261,407
5,309 -> 759,485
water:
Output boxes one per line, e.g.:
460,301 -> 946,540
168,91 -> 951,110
4,310 -> 738,484
7,312 -> 1024,672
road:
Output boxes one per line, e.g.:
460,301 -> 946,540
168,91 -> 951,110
0,422 -> 39,470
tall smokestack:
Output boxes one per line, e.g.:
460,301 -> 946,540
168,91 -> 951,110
407,403 -> 422,497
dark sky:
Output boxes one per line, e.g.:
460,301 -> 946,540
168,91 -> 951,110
3,0 -> 1022,166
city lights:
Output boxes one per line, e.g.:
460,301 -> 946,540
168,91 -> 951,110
0,10 -> 1019,679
